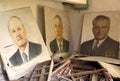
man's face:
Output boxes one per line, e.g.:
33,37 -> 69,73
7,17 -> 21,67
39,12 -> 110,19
54,17 -> 63,41
92,19 -> 110,40
8,17 -> 27,47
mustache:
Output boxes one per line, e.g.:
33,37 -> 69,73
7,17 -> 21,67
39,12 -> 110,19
16,35 -> 23,41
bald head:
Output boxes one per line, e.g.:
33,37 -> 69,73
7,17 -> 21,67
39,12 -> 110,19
8,16 -> 27,51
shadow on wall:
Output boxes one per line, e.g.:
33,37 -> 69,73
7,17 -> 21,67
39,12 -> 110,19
37,5 -> 46,43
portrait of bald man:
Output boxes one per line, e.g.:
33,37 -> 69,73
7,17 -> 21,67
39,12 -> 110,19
8,16 -> 42,66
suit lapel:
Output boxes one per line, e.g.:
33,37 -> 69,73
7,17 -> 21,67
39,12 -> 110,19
63,39 -> 68,52
89,39 -> 95,55
90,39 -> 94,51
55,39 -> 59,51
29,42 -> 41,60
29,42 -> 34,60
14,50 -> 23,65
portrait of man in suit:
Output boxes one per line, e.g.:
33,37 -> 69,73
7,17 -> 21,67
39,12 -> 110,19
8,16 -> 42,66
50,15 -> 69,54
80,15 -> 119,59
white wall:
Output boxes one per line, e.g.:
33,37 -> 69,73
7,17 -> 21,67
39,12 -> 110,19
66,0 -> 120,52
0,0 -> 64,17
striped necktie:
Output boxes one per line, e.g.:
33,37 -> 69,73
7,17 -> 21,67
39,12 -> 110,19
91,41 -> 99,55
93,41 -> 99,51
22,52 -> 28,63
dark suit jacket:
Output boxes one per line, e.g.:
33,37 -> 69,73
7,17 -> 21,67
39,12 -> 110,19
80,37 -> 119,59
9,41 -> 42,66
50,38 -> 69,54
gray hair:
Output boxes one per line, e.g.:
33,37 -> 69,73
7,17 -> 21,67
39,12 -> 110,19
92,15 -> 110,27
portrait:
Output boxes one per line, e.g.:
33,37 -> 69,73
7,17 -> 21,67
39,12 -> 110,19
79,12 -> 120,59
44,7 -> 71,56
0,7 -> 50,80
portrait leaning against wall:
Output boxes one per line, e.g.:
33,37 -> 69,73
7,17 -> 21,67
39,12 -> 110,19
79,11 -> 120,59
0,7 -> 50,80
44,7 -> 71,61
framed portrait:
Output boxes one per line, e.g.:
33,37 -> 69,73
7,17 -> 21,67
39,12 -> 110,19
79,11 -> 120,59
0,7 -> 51,80
44,7 -> 71,57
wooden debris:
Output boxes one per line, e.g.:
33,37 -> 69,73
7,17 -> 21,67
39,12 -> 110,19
15,54 -> 116,81
29,60 -> 52,81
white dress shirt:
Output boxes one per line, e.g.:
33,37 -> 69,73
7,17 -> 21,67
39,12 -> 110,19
92,37 -> 107,49
57,40 -> 63,52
